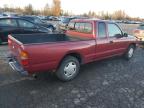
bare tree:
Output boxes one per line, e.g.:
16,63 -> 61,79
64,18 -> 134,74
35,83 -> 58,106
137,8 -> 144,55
52,0 -> 61,16
24,4 -> 34,15
112,10 -> 128,20
42,4 -> 52,16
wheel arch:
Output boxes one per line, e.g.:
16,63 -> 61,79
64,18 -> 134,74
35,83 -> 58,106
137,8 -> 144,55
57,52 -> 84,69
129,43 -> 136,49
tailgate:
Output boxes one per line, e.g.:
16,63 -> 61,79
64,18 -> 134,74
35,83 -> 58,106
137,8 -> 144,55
8,35 -> 23,63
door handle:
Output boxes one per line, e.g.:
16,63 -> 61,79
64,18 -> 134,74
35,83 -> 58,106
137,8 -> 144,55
109,40 -> 114,43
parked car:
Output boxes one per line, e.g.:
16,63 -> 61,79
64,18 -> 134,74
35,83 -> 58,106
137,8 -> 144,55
0,13 -> 3,17
1,12 -> 19,17
0,17 -> 50,44
43,16 -> 60,21
133,24 -> 144,47
58,17 -> 76,32
8,19 -> 137,81
43,16 -> 52,21
20,15 -> 55,31
133,24 -> 144,41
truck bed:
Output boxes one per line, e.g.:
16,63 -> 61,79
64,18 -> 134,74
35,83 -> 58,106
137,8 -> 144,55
12,33 -> 70,44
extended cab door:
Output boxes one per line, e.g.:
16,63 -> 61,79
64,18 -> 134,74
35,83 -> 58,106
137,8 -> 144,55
66,21 -> 96,63
107,23 -> 128,55
94,21 -> 111,60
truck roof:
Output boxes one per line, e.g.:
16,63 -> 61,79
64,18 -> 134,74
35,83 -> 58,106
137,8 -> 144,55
71,18 -> 114,23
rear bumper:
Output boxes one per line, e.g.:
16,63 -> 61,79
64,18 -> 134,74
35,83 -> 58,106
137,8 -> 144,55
8,57 -> 28,76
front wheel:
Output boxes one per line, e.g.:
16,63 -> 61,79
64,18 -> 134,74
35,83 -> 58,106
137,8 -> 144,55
124,45 -> 135,60
56,56 -> 80,81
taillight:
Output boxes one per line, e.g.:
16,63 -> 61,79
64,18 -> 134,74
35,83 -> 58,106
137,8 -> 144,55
21,59 -> 29,66
20,51 -> 28,59
20,51 -> 29,66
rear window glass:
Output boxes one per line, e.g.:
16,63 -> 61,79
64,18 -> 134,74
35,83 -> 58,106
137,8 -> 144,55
75,22 -> 92,33
75,22 -> 80,30
79,23 -> 85,32
0,19 -> 17,27
84,23 -> 92,33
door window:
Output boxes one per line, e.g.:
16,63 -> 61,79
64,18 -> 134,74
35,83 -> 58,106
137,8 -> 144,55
0,19 -> 17,27
108,23 -> 122,37
98,22 -> 106,38
18,20 -> 35,28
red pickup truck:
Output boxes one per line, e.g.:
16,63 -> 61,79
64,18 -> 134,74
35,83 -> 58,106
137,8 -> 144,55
8,19 -> 137,81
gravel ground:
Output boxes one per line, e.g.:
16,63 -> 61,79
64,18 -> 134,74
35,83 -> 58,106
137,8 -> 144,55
0,45 -> 144,108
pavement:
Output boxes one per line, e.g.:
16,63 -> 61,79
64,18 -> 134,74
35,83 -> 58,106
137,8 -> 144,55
0,45 -> 144,108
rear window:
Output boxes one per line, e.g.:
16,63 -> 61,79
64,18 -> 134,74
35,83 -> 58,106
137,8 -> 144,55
0,19 -> 17,27
78,23 -> 85,32
84,23 -> 92,33
75,22 -> 92,33
67,22 -> 93,41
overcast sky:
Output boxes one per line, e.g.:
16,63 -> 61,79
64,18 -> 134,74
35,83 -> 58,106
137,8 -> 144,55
0,0 -> 143,18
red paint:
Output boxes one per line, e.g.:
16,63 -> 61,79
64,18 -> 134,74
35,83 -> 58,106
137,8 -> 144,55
8,19 -> 138,74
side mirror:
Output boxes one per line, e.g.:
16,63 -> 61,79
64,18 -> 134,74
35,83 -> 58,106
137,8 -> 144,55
123,33 -> 128,37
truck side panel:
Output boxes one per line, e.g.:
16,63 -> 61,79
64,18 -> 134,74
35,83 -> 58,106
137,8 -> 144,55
22,40 -> 96,74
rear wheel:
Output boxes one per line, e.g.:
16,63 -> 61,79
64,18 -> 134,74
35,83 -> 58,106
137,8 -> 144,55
124,45 -> 135,60
56,56 -> 80,81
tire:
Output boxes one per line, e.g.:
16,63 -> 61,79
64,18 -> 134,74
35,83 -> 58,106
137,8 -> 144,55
124,45 -> 135,60
56,56 -> 80,81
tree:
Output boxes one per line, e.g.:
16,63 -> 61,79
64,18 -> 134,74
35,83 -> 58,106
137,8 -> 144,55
82,13 -> 89,17
103,12 -> 111,20
112,10 -> 128,20
43,3 -> 52,16
24,4 -> 34,15
52,0 -> 61,16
